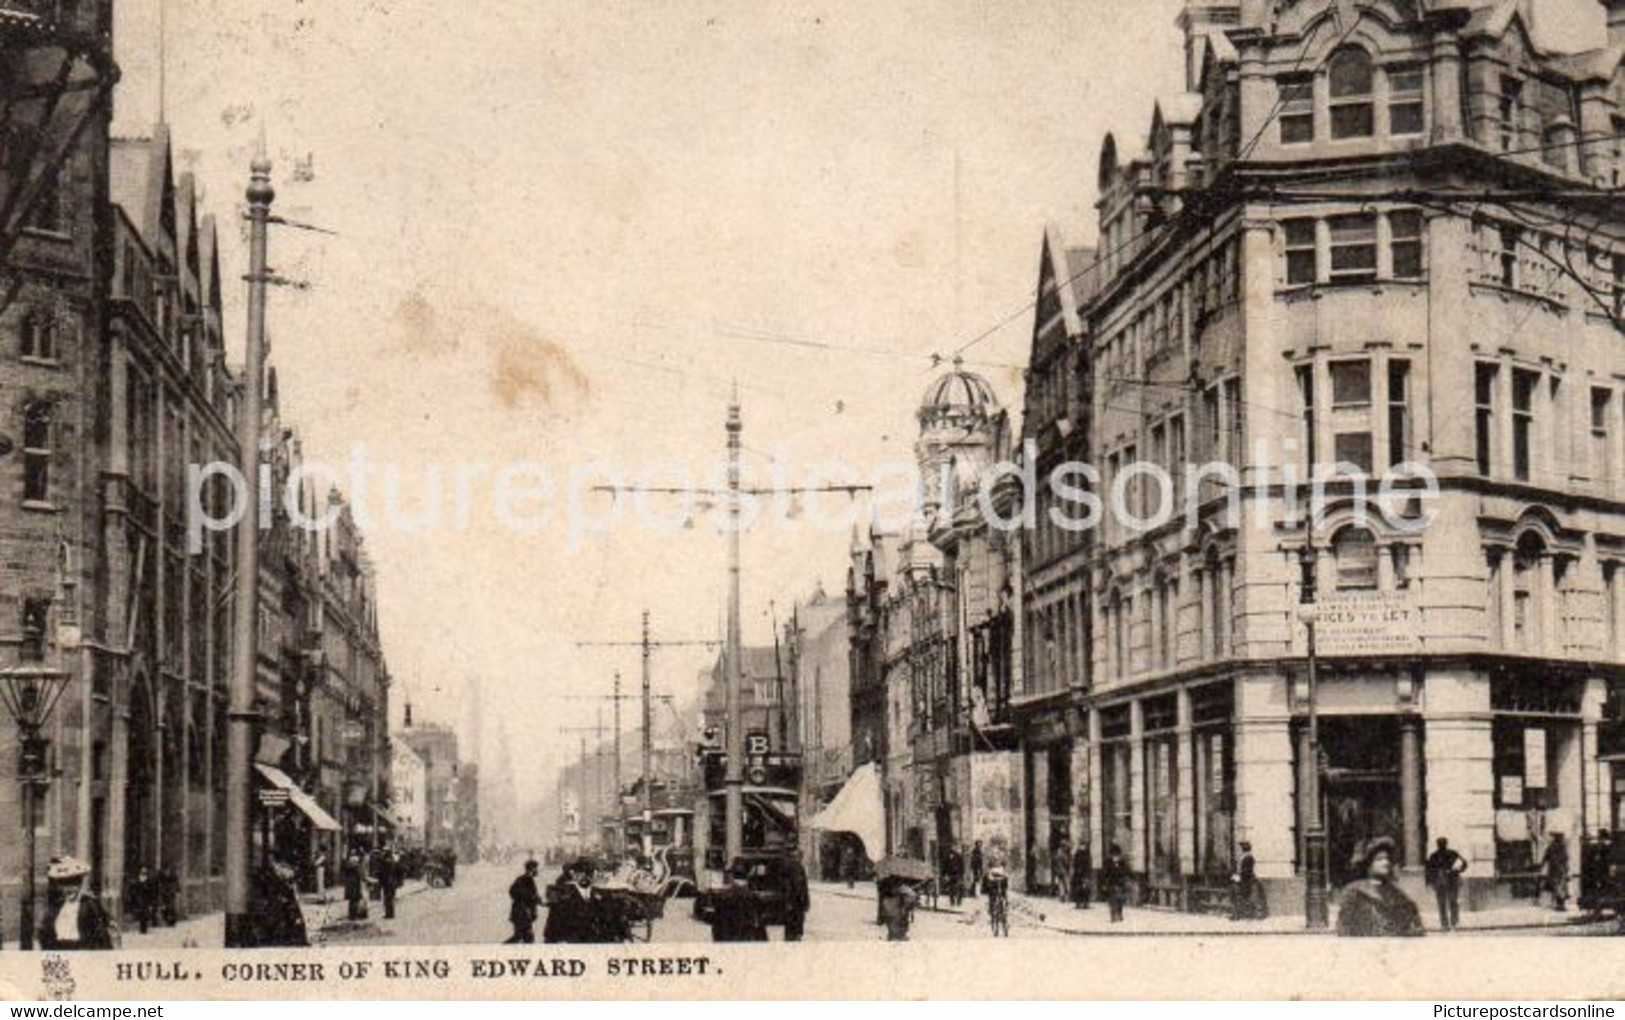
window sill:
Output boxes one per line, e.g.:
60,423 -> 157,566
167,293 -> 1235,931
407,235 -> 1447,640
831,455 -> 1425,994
20,500 -> 59,513
19,356 -> 61,369
20,227 -> 72,243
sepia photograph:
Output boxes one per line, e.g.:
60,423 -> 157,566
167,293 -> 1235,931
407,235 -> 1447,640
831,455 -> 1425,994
1,0 -> 1624,1003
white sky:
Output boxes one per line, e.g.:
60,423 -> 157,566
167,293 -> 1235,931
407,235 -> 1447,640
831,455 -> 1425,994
108,0 -> 1604,808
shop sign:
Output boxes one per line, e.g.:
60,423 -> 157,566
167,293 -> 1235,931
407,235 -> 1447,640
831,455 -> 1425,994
1312,591 -> 1418,656
1524,728 -> 1548,789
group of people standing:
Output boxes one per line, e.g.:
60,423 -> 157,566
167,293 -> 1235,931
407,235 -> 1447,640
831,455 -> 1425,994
506,857 -> 634,944
339,846 -> 406,923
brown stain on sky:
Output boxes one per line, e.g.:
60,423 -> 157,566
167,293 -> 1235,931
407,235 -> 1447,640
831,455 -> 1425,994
490,327 -> 591,412
390,287 -> 590,411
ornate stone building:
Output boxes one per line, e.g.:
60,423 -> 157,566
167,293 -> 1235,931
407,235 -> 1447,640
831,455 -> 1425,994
1076,0 -> 1625,913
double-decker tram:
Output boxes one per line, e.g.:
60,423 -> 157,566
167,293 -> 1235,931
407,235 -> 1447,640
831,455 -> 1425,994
691,731 -> 803,923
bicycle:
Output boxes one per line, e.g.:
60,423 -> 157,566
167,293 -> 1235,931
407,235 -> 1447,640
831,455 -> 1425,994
984,870 -> 1011,937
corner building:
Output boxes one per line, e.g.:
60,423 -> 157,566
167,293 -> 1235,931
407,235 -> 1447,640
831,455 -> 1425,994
1076,0 -> 1625,913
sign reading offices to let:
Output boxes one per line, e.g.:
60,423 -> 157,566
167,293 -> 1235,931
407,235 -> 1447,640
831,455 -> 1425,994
1313,591 -> 1418,656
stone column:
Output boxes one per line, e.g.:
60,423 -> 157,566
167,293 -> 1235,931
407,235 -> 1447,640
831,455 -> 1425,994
1088,709 -> 1104,856
1423,669 -> 1495,876
1400,714 -> 1424,870
1176,688 -> 1197,876
1235,673 -> 1296,880
1582,678 -> 1608,834
1129,699 -> 1147,872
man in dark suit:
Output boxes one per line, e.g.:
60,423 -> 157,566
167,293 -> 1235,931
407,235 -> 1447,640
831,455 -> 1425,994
505,859 -> 542,943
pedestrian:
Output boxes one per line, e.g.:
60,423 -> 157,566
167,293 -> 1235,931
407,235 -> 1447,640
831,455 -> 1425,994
1336,836 -> 1425,937
250,857 -> 310,947
1579,830 -> 1613,920
842,843 -> 857,890
341,849 -> 367,921
1071,842 -> 1092,910
1541,832 -> 1570,912
969,840 -> 985,899
157,867 -> 179,926
1230,841 -> 1267,920
1100,844 -> 1130,923
1424,837 -> 1468,931
128,866 -> 157,935
38,857 -> 113,951
378,847 -> 402,920
1053,840 -> 1072,902
506,859 -> 543,943
941,844 -> 964,907
983,863 -> 1010,937
709,859 -> 769,942
879,877 -> 917,941
782,855 -> 811,942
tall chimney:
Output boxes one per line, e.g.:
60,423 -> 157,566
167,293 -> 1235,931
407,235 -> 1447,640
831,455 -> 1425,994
1605,0 -> 1625,47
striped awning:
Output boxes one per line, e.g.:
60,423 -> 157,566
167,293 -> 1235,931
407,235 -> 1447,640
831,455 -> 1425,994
255,763 -> 341,832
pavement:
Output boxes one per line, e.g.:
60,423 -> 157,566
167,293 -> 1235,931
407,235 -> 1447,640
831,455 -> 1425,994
810,881 -> 1615,937
115,864 -> 1619,948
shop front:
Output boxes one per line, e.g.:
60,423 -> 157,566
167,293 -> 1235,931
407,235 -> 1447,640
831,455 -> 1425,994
1019,704 -> 1076,893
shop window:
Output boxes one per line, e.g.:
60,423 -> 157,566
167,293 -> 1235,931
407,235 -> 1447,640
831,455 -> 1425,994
1280,75 -> 1315,144
1390,210 -> 1424,280
1329,48 -> 1375,140
1328,214 -> 1378,284
1284,218 -> 1317,285
1332,527 -> 1379,591
1388,64 -> 1425,136
1512,368 -> 1539,482
1101,735 -> 1133,859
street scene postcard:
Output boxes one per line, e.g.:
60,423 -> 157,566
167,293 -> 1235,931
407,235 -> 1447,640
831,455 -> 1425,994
2,0 -> 1625,1003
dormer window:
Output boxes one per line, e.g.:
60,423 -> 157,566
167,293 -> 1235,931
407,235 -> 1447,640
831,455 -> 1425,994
1280,75 -> 1315,145
1388,65 -> 1424,137
1329,48 -> 1375,140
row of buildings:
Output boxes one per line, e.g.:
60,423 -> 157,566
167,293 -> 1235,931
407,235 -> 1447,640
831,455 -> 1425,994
1,0 -> 395,935
813,0 -> 1625,915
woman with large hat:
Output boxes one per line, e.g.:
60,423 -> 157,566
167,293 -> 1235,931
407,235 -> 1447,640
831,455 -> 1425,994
38,857 -> 114,950
1335,836 -> 1425,937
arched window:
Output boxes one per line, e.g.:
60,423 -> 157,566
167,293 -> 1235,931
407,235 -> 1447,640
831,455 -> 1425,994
1513,533 -> 1544,651
1329,47 -> 1375,139
1332,526 -> 1379,590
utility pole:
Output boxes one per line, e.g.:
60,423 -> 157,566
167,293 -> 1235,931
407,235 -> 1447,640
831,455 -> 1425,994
224,142 -> 273,948
578,615 -> 716,855
724,397 -> 744,867
558,717 -> 609,849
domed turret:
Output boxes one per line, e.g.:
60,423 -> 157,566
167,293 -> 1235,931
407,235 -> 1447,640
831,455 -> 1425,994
919,357 -> 999,428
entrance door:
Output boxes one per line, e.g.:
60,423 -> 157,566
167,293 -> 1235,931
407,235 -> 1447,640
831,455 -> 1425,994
1317,716 -> 1403,887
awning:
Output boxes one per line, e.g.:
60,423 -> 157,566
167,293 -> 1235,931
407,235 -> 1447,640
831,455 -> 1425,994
255,763 -> 342,832
807,762 -> 884,864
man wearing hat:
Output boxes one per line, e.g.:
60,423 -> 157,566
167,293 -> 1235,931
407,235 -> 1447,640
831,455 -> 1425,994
1335,836 -> 1425,937
708,858 -> 769,942
38,857 -> 113,951
506,859 -> 543,943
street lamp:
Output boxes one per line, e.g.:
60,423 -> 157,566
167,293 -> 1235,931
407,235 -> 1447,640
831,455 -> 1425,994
1297,544 -> 1329,930
0,660 -> 71,950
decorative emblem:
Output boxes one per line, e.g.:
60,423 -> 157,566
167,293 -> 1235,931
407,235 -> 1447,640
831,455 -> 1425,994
40,954 -> 76,1001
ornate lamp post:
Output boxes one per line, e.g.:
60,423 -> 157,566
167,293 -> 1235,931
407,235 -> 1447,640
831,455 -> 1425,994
1297,544 -> 1329,930
1,656 -> 71,949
